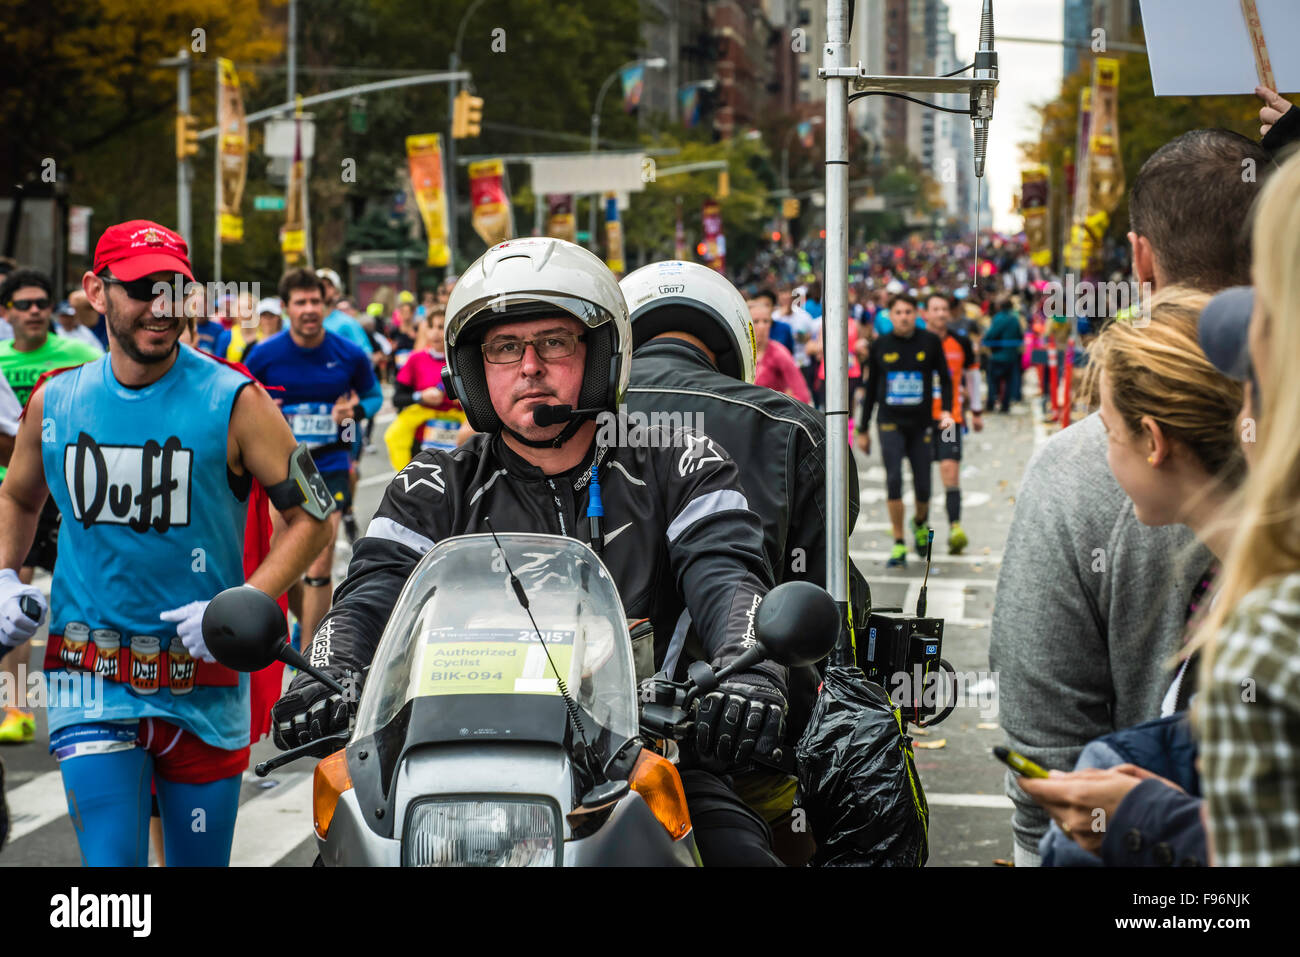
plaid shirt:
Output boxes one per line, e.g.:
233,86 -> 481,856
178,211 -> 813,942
1202,571 -> 1300,866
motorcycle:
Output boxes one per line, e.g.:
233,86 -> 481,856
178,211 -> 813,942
202,531 -> 839,866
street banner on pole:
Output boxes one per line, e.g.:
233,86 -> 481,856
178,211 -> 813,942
406,134 -> 451,267
468,158 -> 512,247
545,193 -> 576,243
1063,86 -> 1092,271
679,86 -> 701,127
217,58 -> 248,244
280,98 -> 307,267
1087,59 -> 1125,218
700,198 -> 725,273
603,192 -> 625,276
1020,165 -> 1051,268
620,64 -> 645,112
1065,60 -> 1122,273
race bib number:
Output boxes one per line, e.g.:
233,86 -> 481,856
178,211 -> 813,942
414,627 -> 575,698
283,402 -> 337,448
885,370 -> 925,406
419,411 -> 466,453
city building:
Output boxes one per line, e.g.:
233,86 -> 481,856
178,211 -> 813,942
1063,0 -> 1091,78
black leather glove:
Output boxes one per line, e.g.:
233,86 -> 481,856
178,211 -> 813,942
694,672 -> 787,771
270,667 -> 359,751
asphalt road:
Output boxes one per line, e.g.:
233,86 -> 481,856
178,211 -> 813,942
1,381 -> 1046,867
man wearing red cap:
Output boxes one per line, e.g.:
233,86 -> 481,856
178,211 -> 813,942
0,220 -> 334,865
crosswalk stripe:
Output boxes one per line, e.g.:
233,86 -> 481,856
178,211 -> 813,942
358,470 -> 396,489
229,772 -> 315,867
851,549 -> 1000,566
925,793 -> 1014,809
903,581 -> 966,623
4,768 -> 317,866
6,770 -> 68,843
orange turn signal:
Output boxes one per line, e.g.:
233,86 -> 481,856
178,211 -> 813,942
313,749 -> 353,839
628,749 -> 692,841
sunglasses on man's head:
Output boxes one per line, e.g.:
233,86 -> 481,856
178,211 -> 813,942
7,297 -> 50,312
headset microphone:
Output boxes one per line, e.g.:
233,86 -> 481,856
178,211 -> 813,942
532,404 -> 605,428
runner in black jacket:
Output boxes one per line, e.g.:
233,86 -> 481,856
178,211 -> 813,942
272,238 -> 793,865
856,293 -> 953,567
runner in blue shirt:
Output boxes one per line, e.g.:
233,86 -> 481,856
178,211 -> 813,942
243,269 -> 382,654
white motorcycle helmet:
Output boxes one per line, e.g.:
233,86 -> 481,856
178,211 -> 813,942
620,260 -> 757,384
443,238 -> 632,437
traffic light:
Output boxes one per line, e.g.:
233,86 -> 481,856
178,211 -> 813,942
717,170 -> 730,199
176,113 -> 200,160
452,90 -> 484,138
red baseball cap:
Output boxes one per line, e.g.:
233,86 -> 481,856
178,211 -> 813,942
93,220 -> 194,282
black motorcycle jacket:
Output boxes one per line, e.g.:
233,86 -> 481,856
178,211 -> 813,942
309,425 -> 784,695
627,340 -> 873,737
628,339 -> 871,616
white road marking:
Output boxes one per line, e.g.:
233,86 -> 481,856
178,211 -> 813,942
851,550 -> 1001,567
5,770 -> 69,842
872,577 -> 995,590
924,793 -> 1014,809
358,470 -> 396,489
857,488 -> 991,509
229,771 -> 315,866
903,581 -> 966,622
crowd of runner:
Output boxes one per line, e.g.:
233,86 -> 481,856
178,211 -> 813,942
2,88 -> 1300,869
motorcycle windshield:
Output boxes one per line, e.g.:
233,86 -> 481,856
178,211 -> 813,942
353,533 -> 638,745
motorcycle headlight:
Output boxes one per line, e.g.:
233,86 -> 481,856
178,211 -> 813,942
402,798 -> 561,867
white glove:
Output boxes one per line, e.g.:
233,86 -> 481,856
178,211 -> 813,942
0,568 -> 47,650
159,600 -> 216,663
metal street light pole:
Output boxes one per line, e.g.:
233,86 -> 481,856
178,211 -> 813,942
822,2 -> 852,651
447,0 -> 490,277
161,50 -> 194,242
817,0 -> 998,652
589,57 -> 666,253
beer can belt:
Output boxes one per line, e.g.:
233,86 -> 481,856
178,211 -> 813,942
43,630 -> 239,693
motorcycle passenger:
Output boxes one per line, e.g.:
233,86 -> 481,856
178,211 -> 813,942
621,260 -> 873,864
272,238 -> 790,865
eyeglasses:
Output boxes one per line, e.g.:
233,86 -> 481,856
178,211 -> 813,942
100,276 -> 182,303
7,297 -> 50,312
481,332 -> 586,364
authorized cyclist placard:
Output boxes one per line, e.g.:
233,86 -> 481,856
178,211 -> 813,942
413,627 -> 575,697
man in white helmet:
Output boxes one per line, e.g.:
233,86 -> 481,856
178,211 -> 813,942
272,238 -> 792,864
621,260 -> 873,864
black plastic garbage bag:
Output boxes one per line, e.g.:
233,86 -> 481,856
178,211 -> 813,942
794,666 -> 929,866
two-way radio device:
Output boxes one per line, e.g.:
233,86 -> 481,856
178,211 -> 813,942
857,527 -> 958,727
